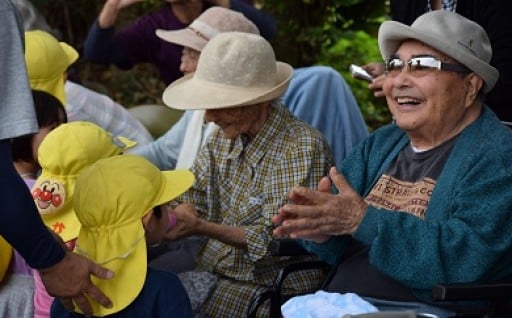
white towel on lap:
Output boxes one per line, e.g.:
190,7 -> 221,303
281,291 -> 378,318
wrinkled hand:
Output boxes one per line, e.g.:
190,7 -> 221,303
272,167 -> 367,241
362,62 -> 386,98
272,174 -> 333,243
39,251 -> 113,315
164,203 -> 201,241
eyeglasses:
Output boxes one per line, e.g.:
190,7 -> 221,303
385,56 -> 470,77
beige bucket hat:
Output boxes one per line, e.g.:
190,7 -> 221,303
162,32 -> 293,110
378,10 -> 498,93
155,6 -> 259,52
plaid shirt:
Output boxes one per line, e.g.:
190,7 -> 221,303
179,105 -> 333,316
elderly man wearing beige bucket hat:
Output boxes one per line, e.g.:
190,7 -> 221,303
273,11 -> 512,317
132,5 -> 261,276
161,32 -> 333,317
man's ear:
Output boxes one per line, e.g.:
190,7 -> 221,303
464,73 -> 484,107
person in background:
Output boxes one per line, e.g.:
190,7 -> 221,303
162,32 -> 333,317
51,155 -> 194,318
273,11 -> 512,317
23,29 -> 153,146
363,0 -> 512,123
131,6 -> 262,274
0,0 -> 112,315
31,121 -> 137,318
83,0 -> 277,85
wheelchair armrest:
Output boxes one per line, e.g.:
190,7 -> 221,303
258,239 -> 331,317
268,238 -> 309,256
433,282 -> 512,301
268,239 -> 330,293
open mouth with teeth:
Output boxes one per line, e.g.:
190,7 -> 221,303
396,97 -> 424,106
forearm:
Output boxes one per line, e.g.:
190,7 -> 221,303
98,0 -> 123,28
84,0 -> 137,65
0,140 -> 65,269
196,219 -> 247,250
83,20 -> 127,65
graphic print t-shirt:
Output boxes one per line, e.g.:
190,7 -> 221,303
365,136 -> 457,218
327,136 -> 457,300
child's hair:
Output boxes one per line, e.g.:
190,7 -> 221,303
11,89 -> 67,163
153,205 -> 163,219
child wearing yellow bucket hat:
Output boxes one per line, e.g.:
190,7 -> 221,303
24,30 -> 79,106
50,155 -> 194,317
31,121 -> 137,318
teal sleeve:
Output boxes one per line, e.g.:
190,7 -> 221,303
298,235 -> 348,265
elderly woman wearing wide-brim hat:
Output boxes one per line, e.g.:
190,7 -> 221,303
273,11 -> 512,317
162,32 -> 334,317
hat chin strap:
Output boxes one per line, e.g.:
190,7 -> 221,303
74,234 -> 145,265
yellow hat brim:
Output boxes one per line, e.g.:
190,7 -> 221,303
154,170 -> 196,206
40,210 -> 81,243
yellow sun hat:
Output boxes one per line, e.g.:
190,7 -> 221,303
24,30 -> 79,105
72,155 -> 194,315
31,121 -> 137,242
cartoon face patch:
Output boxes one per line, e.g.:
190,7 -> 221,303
32,179 -> 66,214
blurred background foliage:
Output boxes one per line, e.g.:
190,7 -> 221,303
30,0 -> 391,130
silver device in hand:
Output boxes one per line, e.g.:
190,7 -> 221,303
349,64 -> 373,82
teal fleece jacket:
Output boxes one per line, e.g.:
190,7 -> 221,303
302,106 -> 512,300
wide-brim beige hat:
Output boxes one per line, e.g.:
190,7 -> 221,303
162,32 -> 293,110
156,6 -> 259,52
378,11 -> 498,93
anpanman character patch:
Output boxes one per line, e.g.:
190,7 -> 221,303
32,179 -> 66,214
